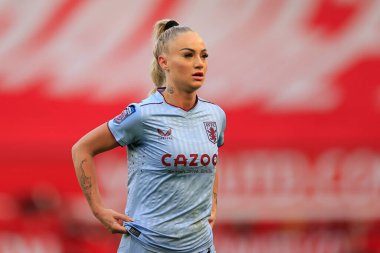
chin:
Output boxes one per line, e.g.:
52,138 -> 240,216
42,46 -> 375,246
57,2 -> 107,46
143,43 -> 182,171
188,81 -> 204,92
186,85 -> 202,93
175,79 -> 205,93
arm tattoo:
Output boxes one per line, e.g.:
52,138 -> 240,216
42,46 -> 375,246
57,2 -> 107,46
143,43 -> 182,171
79,160 -> 92,202
213,192 -> 218,205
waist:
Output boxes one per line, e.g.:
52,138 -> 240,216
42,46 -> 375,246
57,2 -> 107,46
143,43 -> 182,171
124,221 -> 213,252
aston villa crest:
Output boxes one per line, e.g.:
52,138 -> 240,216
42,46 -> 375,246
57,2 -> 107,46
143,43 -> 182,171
203,122 -> 218,144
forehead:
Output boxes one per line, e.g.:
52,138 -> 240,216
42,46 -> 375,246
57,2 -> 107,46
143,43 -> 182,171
168,31 -> 206,51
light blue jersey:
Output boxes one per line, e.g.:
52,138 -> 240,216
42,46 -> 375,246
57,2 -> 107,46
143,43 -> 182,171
108,88 -> 226,253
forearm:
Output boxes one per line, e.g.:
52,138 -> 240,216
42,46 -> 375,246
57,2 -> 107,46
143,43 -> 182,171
71,123 -> 131,234
209,168 -> 218,228
212,168 -> 218,213
72,145 -> 104,215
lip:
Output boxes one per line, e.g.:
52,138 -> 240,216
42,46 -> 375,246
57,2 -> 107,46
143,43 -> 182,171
192,72 -> 204,81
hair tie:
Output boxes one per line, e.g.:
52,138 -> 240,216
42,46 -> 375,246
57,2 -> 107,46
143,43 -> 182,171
164,20 -> 179,31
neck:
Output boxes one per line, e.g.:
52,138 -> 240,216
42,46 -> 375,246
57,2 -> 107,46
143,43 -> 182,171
162,86 -> 197,111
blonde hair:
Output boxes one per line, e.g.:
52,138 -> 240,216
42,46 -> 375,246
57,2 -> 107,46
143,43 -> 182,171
150,19 -> 192,94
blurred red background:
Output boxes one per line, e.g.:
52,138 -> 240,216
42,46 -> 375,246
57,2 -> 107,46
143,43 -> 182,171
1,0 -> 380,252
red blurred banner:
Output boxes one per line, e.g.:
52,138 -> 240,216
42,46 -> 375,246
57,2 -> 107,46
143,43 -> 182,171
1,0 -> 380,252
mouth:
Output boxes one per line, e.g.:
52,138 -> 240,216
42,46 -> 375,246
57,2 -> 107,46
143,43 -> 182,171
192,72 -> 204,81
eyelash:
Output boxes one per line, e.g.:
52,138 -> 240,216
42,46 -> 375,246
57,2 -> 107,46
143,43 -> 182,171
184,53 -> 209,58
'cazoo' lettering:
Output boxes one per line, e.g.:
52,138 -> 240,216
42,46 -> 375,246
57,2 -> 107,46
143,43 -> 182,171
161,153 -> 218,167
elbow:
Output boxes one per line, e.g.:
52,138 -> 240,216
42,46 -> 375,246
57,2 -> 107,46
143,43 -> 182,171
71,141 -> 81,161
71,139 -> 94,161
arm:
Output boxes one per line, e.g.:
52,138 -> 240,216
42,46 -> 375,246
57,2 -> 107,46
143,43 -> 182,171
72,122 -> 133,234
209,168 -> 218,229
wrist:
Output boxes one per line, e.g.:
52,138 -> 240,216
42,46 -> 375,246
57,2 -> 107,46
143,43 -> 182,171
91,204 -> 105,218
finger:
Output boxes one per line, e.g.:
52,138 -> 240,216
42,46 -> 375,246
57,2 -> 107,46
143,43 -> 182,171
111,222 -> 128,234
116,218 -> 124,226
116,213 -> 134,222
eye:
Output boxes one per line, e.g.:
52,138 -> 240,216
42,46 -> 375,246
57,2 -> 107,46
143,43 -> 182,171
184,53 -> 193,58
202,53 -> 209,59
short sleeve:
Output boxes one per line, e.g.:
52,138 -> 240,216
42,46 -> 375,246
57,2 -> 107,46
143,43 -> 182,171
217,109 -> 226,147
107,104 -> 142,146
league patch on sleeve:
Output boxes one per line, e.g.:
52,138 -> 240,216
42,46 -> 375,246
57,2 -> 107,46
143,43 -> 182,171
113,105 -> 136,124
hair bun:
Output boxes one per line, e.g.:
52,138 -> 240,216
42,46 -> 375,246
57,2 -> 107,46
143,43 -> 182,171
164,20 -> 179,31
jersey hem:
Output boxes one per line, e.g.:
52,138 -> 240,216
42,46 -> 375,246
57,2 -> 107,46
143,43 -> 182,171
125,224 -> 213,253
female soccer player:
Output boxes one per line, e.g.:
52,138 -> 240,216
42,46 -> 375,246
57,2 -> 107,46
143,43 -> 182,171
72,19 -> 226,253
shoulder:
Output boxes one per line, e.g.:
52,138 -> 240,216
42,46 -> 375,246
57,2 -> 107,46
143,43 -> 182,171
198,97 -> 226,117
139,93 -> 164,108
131,92 -> 164,120
198,97 -> 222,109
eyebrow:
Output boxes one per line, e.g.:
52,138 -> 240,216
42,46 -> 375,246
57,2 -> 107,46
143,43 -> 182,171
179,48 -> 207,52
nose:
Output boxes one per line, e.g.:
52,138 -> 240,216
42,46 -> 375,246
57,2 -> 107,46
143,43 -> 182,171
194,55 -> 205,69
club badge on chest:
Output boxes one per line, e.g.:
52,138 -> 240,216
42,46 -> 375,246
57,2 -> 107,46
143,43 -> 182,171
203,122 -> 218,144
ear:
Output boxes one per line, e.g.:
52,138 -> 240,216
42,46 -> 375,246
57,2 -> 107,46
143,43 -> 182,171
158,55 -> 168,71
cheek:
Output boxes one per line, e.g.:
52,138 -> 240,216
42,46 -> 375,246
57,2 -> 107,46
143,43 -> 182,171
171,59 -> 191,75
